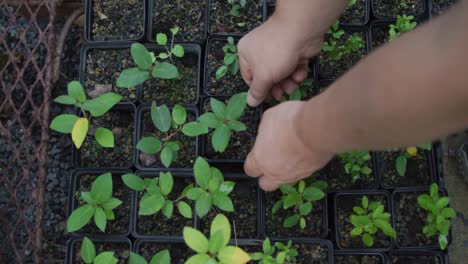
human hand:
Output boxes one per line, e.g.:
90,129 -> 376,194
244,101 -> 334,191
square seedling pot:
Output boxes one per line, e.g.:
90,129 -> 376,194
67,237 -> 132,264
371,0 -> 427,20
388,250 -> 447,264
334,252 -> 387,264
340,0 -> 370,26
370,17 -> 424,51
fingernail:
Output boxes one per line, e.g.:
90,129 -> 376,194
247,93 -> 259,107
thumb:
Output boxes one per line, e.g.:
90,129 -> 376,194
248,77 -> 273,107
244,151 -> 263,178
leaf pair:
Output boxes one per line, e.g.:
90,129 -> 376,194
80,237 -> 118,264
129,250 -> 170,264
322,22 -> 365,62
250,238 -> 298,264
339,150 -> 372,182
216,37 -> 239,79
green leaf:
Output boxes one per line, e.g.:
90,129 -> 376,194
162,200 -> 174,219
170,26 -> 180,35
159,172 -> 173,196
283,193 -> 302,209
50,114 -> 79,133
95,127 -> 114,148
224,53 -> 236,65
80,237 -> 96,264
351,227 -> 363,237
102,198 -> 122,210
177,201 -> 193,219
117,67 -> 150,88
225,92 -> 247,120
172,44 -> 185,58
419,143 -> 432,150
129,252 -> 148,264
172,104 -> 187,125
122,174 -> 145,191
81,192 -> 94,204
139,194 -> 165,215
272,200 -> 283,214
303,186 -> 325,201
212,124 -> 231,152
195,193 -> 212,218
156,33 -> 168,45
216,65 -> 228,79
160,146 -> 173,168
83,93 -> 123,117
227,120 -> 246,132
212,191 -> 234,212
300,217 -> 306,229
131,43 -> 153,70
210,98 -> 226,119
396,155 -> 407,176
439,234 -> 448,250
54,95 -> 77,105
151,102 -> 172,132
417,194 -> 433,210
198,113 -> 221,128
71,118 -> 88,149
280,184 -> 297,194
150,250 -> 170,264
194,157 -> 211,189
441,208 -> 456,218
218,246 -> 251,264
283,214 -> 300,228
183,227 -> 209,253
375,219 -> 396,238
210,214 -> 231,248
209,231 -> 225,254
68,81 -> 86,102
430,183 -> 439,198
91,173 -> 113,204
185,254 -> 211,264
362,196 -> 369,209
182,122 -> 209,136
137,136 -> 162,155
153,61 -> 179,79
219,181 -> 235,195
94,252 -> 118,264
436,197 -> 450,209
104,209 -> 115,220
362,233 -> 374,247
299,202 -> 313,216
186,187 -> 205,200
94,207 -> 107,232
67,204 -> 95,232
353,206 -> 365,215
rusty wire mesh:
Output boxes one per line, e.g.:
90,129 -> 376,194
0,0 -> 57,262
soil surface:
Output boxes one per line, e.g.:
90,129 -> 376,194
138,111 -> 197,168
85,48 -> 137,102
336,194 -> 393,249
431,0 -> 458,16
295,243 -> 329,263
207,39 -> 248,96
209,0 -> 263,34
136,177 -> 194,236
79,107 -> 134,168
202,100 -> 260,161
372,0 -> 424,18
73,240 -> 130,264
151,0 -> 206,43
73,173 -> 131,235
91,0 -> 144,41
393,191 -> 438,247
142,49 -> 198,105
389,254 -> 441,263
199,180 -> 258,239
335,254 -> 384,264
371,23 -> 391,50
319,31 -> 367,79
341,0 -> 367,25
265,191 -> 325,238
137,242 -> 191,263
324,156 -> 376,191
377,151 -> 432,188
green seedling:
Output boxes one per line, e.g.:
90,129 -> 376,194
216,37 -> 240,80
395,143 -> 432,176
228,0 -> 247,16
183,214 -> 250,264
117,27 -> 184,88
80,237 -> 118,264
129,250 -> 170,264
185,157 -> 236,218
272,177 -> 327,229
417,183 -> 456,250
136,102 -> 193,168
339,150 -> 372,182
250,238 -> 298,264
67,173 -> 122,233
322,21 -> 365,62
278,79 -> 313,102
350,195 -> 396,247
50,81 -> 122,149
348,0 -> 357,8
389,15 -> 417,42
122,172 -> 193,219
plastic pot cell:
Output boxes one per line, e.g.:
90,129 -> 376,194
431,0 -> 458,17
134,104 -> 199,171
334,252 -> 387,264
340,0 -> 370,26
371,0 -> 426,20
134,239 -> 191,264
388,251 -> 446,264
67,237 -> 131,264
85,0 -> 145,42
139,44 -> 201,105
370,18 -> 423,51
72,103 -> 136,169
334,190 -> 394,251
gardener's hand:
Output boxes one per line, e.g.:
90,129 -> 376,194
244,101 -> 334,191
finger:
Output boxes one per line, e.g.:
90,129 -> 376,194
248,77 -> 273,107
239,56 -> 253,85
272,85 -> 283,101
291,62 -> 309,83
244,151 -> 263,178
281,78 -> 300,95
259,176 -> 281,192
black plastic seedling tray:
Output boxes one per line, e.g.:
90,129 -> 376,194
371,0 -> 428,20
67,237 -> 132,264
388,250 -> 447,264
334,251 -> 387,263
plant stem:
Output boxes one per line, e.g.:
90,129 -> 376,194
162,127 -> 182,142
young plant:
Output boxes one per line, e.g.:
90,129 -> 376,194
389,15 -> 417,42
129,250 -> 170,264
117,27 -> 184,88
350,195 -> 396,247
137,102 -> 191,168
228,0 -> 247,17
67,173 -> 122,233
121,172 -> 193,219
216,37 -> 239,80
272,177 -> 327,229
185,157 -> 236,218
250,238 -> 298,264
183,214 -> 250,264
339,150 -> 372,182
278,79 -> 313,102
80,237 -> 118,264
50,81 -> 122,149
395,143 -> 432,176
417,183 -> 456,250
322,21 -> 365,62
348,0 -> 357,8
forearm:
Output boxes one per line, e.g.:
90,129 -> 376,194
297,0 -> 468,153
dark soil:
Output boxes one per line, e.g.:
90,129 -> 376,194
377,151 -> 432,188
91,0 -> 144,41
265,191 -> 325,238
371,23 -> 390,50
393,191 -> 438,247
73,173 -> 131,235
79,107 -> 134,168
209,0 -> 263,34
139,111 -> 197,169
85,48 -> 137,102
319,31 -> 367,79
372,0 -> 424,18
202,99 -> 260,161
137,242 -> 191,263
142,50 -> 198,105
207,39 -> 248,96
336,194 -> 393,249
317,80 -> 333,94
73,240 -> 130,264
335,254 -> 383,264
324,156 -> 376,191
200,180 -> 258,239
431,0 -> 458,16
295,243 -> 329,264
136,177 -> 194,236
389,254 -> 441,264
341,0 -> 367,25
151,0 -> 206,43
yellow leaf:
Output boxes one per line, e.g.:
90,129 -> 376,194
406,146 -> 418,156
218,246 -> 251,264
72,118 -> 89,149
